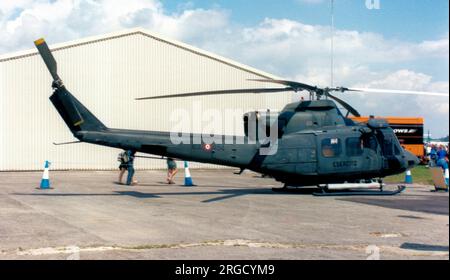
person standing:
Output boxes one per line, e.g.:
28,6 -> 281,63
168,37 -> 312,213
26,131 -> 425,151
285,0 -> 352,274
117,150 -> 128,184
119,150 -> 137,186
126,150 -> 138,186
166,158 -> 178,184
425,144 -> 432,166
437,145 -> 448,160
429,145 -> 438,167
437,145 -> 448,171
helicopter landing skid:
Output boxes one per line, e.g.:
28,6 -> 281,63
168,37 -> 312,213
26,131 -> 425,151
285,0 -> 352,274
312,185 -> 406,197
271,184 -> 406,196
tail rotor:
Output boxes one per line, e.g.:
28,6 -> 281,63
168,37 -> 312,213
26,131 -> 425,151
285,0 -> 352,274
34,38 -> 106,132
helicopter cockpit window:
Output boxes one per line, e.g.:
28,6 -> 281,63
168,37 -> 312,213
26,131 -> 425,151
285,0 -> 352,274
393,137 -> 403,156
362,134 -> 378,151
382,138 -> 394,156
394,143 -> 402,156
346,137 -> 363,157
375,129 -> 402,157
322,138 -> 342,158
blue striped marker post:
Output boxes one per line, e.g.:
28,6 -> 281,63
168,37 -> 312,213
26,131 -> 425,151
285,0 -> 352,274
445,168 -> 449,187
184,161 -> 195,187
40,161 -> 51,189
404,169 -> 413,184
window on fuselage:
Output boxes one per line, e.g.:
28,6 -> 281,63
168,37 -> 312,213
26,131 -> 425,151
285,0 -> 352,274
346,137 -> 364,157
383,138 -> 394,156
375,130 -> 397,156
322,138 -> 342,158
362,134 -> 378,151
394,143 -> 402,156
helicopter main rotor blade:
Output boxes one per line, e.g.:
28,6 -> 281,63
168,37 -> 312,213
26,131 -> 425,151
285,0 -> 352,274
248,79 -> 318,92
348,88 -> 448,97
136,87 -> 294,100
327,93 -> 361,117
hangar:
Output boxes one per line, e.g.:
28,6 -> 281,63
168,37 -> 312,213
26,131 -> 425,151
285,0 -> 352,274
0,27 -> 291,171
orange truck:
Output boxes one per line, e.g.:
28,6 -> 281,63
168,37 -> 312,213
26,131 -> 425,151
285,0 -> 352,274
351,117 -> 424,159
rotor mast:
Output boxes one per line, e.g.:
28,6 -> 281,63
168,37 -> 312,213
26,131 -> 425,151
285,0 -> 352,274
330,0 -> 335,90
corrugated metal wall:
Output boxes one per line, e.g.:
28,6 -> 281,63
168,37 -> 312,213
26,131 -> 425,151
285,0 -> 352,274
0,31 -> 291,171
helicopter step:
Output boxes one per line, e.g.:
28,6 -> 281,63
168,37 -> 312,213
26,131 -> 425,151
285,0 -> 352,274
272,180 -> 406,196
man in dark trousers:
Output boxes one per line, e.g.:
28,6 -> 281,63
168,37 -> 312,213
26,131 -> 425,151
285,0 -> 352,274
124,150 -> 137,186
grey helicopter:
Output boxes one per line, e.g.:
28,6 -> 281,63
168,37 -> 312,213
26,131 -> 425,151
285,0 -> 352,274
34,38 -> 447,195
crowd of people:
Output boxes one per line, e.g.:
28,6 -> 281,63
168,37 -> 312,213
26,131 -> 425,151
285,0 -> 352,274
425,143 -> 449,170
117,150 -> 178,186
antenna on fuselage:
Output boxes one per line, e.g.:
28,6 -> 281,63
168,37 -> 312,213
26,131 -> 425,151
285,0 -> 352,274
330,0 -> 335,90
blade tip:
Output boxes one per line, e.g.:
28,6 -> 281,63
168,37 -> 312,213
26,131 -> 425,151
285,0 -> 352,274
34,38 -> 46,46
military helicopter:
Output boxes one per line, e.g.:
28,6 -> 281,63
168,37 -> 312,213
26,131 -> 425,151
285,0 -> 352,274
34,38 -> 447,195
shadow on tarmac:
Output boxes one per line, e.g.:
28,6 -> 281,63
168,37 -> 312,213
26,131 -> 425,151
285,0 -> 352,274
400,242 -> 449,252
339,195 -> 449,216
12,186 -> 319,203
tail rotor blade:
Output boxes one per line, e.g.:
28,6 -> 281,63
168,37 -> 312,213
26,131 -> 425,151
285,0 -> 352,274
34,38 -> 61,83
34,38 -> 82,127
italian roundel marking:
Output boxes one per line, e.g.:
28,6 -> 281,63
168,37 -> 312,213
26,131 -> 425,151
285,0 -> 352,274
203,143 -> 213,152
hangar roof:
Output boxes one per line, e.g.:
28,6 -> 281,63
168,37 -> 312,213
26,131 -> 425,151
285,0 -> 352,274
0,27 -> 278,79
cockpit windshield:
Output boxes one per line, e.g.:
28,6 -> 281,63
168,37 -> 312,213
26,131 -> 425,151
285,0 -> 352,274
376,128 -> 403,156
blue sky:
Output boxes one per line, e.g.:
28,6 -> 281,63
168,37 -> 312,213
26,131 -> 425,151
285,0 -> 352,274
161,0 -> 449,81
0,0 -> 448,137
164,0 -> 449,41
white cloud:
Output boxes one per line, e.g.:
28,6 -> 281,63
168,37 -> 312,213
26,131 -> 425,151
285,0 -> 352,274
346,70 -> 449,135
187,17 -> 448,136
0,0 -> 448,136
0,0 -> 229,54
196,18 -> 448,85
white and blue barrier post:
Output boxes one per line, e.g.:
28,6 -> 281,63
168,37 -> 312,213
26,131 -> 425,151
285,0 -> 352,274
184,161 -> 195,187
404,169 -> 413,184
444,168 -> 449,187
39,161 -> 51,189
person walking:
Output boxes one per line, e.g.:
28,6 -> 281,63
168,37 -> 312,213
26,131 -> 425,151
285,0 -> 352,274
117,150 -> 137,185
166,158 -> 178,184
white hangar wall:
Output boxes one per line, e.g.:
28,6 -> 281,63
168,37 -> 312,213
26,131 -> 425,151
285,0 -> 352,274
0,28 -> 291,171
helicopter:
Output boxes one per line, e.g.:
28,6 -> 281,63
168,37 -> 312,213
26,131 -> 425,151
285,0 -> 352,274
34,38 -> 447,195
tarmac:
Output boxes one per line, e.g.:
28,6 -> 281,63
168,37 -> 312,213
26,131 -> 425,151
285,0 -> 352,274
0,169 -> 448,260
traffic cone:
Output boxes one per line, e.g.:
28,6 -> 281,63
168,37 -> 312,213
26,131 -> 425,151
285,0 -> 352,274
444,168 -> 449,187
404,169 -> 413,184
40,161 -> 51,189
184,161 -> 195,187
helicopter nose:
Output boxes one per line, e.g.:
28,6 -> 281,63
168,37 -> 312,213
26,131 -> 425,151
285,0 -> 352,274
405,150 -> 420,168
